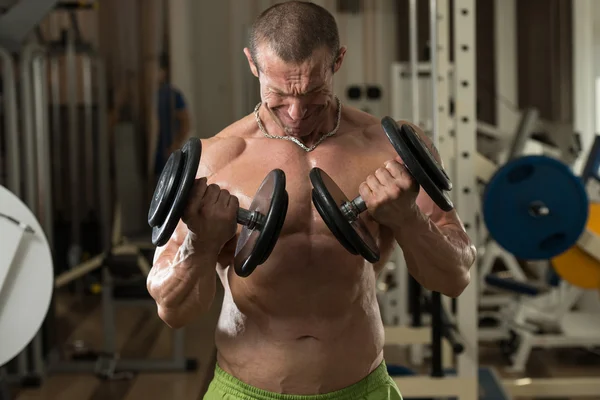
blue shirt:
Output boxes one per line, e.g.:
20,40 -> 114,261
155,83 -> 186,176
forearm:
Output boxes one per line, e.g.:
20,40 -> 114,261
394,212 -> 476,297
148,234 -> 217,328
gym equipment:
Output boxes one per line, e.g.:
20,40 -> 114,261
45,123 -> 197,379
0,185 -> 54,367
477,111 -> 588,343
310,117 -> 453,262
485,266 -> 600,374
0,0 -> 58,51
483,155 -> 589,260
148,137 -> 289,277
0,47 -> 18,194
552,203 -> 600,289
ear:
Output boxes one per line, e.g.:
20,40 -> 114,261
333,46 -> 347,74
243,47 -> 259,77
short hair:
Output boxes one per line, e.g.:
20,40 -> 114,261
248,1 -> 340,71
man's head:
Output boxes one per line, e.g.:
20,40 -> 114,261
244,1 -> 347,137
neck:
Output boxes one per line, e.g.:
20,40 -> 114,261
257,96 -> 340,147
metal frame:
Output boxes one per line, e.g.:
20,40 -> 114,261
452,2 -> 478,397
435,0 -> 453,183
484,260 -> 600,373
408,0 -> 419,126
0,47 -> 19,195
47,266 -> 191,377
0,0 -> 58,51
385,326 -> 455,370
385,1 -> 479,398
16,41 -> 51,383
47,200 -> 191,377
1,20 -> 192,385
493,0 -> 518,135
572,0 -> 595,175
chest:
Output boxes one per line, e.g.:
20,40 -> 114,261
209,138 -> 395,233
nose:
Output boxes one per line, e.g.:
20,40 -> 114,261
287,99 -> 307,121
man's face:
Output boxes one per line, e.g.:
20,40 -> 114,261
245,44 -> 345,138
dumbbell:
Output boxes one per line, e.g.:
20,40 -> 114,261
148,137 -> 289,277
309,117 -> 453,263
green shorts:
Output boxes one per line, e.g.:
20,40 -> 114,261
204,361 -> 402,400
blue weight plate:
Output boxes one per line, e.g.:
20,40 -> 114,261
483,155 -> 589,260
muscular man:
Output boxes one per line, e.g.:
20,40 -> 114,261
147,2 -> 476,399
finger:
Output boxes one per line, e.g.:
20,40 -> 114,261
217,189 -> 231,206
384,160 -> 408,179
227,194 -> 239,210
358,182 -> 374,204
366,174 -> 383,192
203,184 -> 221,204
227,195 -> 239,223
183,178 -> 208,219
192,177 -> 208,197
375,167 -> 395,186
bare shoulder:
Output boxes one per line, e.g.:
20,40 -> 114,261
195,115 -> 255,178
343,106 -> 380,129
341,106 -> 381,144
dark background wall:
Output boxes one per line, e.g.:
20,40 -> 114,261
394,0 -> 573,126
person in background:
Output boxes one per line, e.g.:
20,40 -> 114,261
153,52 -> 191,181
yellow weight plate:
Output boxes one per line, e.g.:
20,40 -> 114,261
552,203 -> 600,289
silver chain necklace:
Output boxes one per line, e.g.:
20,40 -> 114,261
254,95 -> 342,152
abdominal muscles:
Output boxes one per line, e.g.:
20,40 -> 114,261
214,229 -> 386,392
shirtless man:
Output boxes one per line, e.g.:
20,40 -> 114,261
147,2 -> 476,399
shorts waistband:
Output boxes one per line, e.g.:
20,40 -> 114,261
211,361 -> 390,400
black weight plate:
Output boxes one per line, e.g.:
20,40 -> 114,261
150,137 -> 202,246
382,117 -> 452,191
404,124 -> 452,191
381,118 -> 454,212
312,189 -> 358,255
309,168 -> 380,263
148,150 -> 183,227
234,169 -> 288,277
257,190 -> 288,265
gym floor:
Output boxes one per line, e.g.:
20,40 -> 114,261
9,285 -> 600,400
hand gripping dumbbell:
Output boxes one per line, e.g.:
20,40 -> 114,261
309,117 -> 453,263
148,138 -> 288,277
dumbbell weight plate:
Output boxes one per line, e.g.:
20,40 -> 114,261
234,169 -> 288,277
148,150 -> 182,227
257,191 -> 288,266
310,168 -> 380,263
383,118 -> 452,191
149,138 -> 201,246
381,117 -> 454,212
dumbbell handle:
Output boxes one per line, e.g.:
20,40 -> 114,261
237,208 -> 267,230
341,196 -> 368,222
